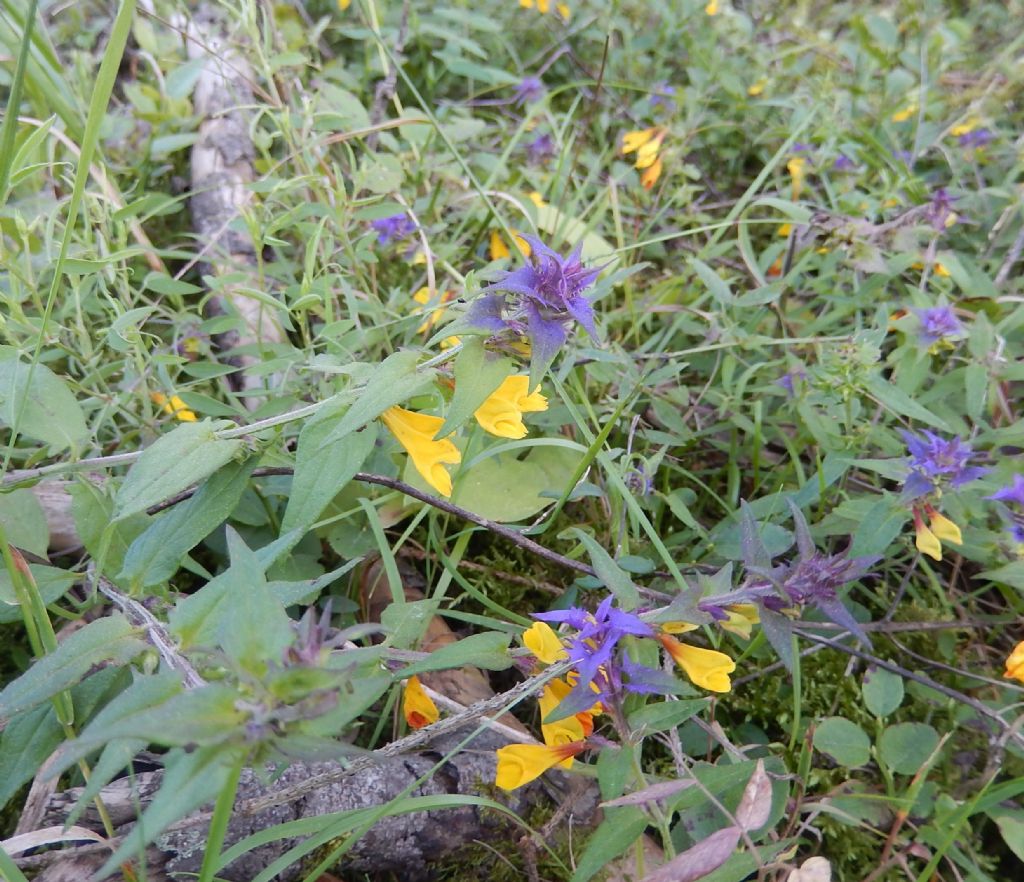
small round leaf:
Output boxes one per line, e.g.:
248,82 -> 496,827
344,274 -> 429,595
878,722 -> 940,775
813,717 -> 871,768
862,668 -> 904,717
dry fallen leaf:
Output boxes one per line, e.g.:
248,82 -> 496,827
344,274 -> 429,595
787,856 -> 833,882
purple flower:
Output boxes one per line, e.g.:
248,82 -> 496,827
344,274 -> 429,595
833,153 -> 856,172
469,235 -> 602,369
791,142 -> 813,153
1009,523 -> 1024,544
914,305 -> 964,346
649,81 -> 677,111
900,430 -> 988,500
776,369 -> 806,398
514,76 -> 545,106
926,187 -> 958,232
525,132 -> 556,164
988,474 -> 1024,506
959,128 -> 992,148
893,149 -> 914,166
535,596 -> 654,714
370,213 -> 416,245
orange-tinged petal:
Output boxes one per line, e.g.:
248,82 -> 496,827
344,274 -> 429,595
495,742 -> 585,790
659,635 -> 735,693
640,157 -> 663,190
380,406 -> 461,497
523,622 -> 567,664
1005,640 -> 1024,683
403,675 -> 439,729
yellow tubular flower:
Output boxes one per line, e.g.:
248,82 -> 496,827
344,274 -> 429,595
380,406 -> 461,497
660,621 -> 699,635
495,742 -> 585,790
536,0 -> 550,11
928,512 -> 962,546
338,0 -> 350,8
523,621 -> 567,664
411,287 -> 453,334
705,0 -> 720,14
621,127 -> 659,155
914,518 -> 942,561
474,375 -> 548,439
719,604 -> 760,640
787,157 -> 807,200
539,682 -> 589,753
490,230 -> 510,260
892,103 -> 917,123
556,2 -> 570,19
950,121 -> 977,137
151,392 -> 198,422
1005,641 -> 1024,683
659,635 -> 736,693
403,675 -> 439,729
641,157 -> 663,190
519,0 -> 534,7
748,79 -> 767,96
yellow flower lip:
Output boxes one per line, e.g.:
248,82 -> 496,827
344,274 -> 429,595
151,392 -> 198,422
403,675 -> 439,729
495,741 -> 586,790
1005,640 -> 1024,683
659,634 -> 736,693
380,406 -> 461,497
523,621 -> 567,664
474,376 -> 548,440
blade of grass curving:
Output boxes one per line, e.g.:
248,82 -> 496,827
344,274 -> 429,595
0,0 -> 38,203
0,0 -> 136,480
0,845 -> 31,882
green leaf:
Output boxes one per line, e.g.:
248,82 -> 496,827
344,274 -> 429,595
993,815 -> 1024,864
0,703 -> 62,810
281,413 -> 377,533
114,420 -> 245,519
401,632 -> 513,676
319,351 -> 436,450
0,488 -> 49,556
964,363 -> 987,423
813,717 -> 871,768
569,807 -> 649,882
437,337 -> 514,437
862,668 -> 904,718
627,699 -> 708,734
0,348 -> 89,452
566,528 -> 640,610
381,598 -> 440,650
120,458 -> 258,588
418,444 -> 582,523
99,745 -> 244,877
690,257 -> 735,307
69,480 -> 151,579
864,375 -> 951,431
0,615 -> 146,720
0,564 -> 77,624
878,722 -> 940,775
848,497 -> 909,558
979,561 -> 1024,590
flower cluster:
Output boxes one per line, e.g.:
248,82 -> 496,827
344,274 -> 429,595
518,0 -> 570,20
914,305 -> 963,350
468,235 -> 601,370
621,127 -> 667,189
494,598 -> 738,791
900,430 -> 986,560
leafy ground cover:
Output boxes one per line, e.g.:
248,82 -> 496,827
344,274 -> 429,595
1,0 -> 1024,880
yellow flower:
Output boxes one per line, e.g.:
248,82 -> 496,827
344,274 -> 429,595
950,120 -> 977,137
621,128 -> 667,189
748,79 -> 767,96
778,223 -> 793,237
659,635 -> 735,693
705,0 -> 720,14
473,375 -> 548,439
403,675 -> 439,729
523,621 -> 567,664
621,127 -> 660,155
556,2 -> 570,19
1005,640 -> 1024,683
892,103 -> 917,123
914,519 -> 942,561
538,680 -> 592,749
787,156 -> 807,200
411,287 -> 454,334
380,406 -> 461,497
490,230 -> 510,260
338,0 -> 350,8
528,191 -> 547,208
929,511 -> 962,545
719,604 -> 760,640
640,157 -> 663,190
151,392 -> 197,422
495,742 -> 585,790
660,621 -> 699,635
935,262 -> 950,277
